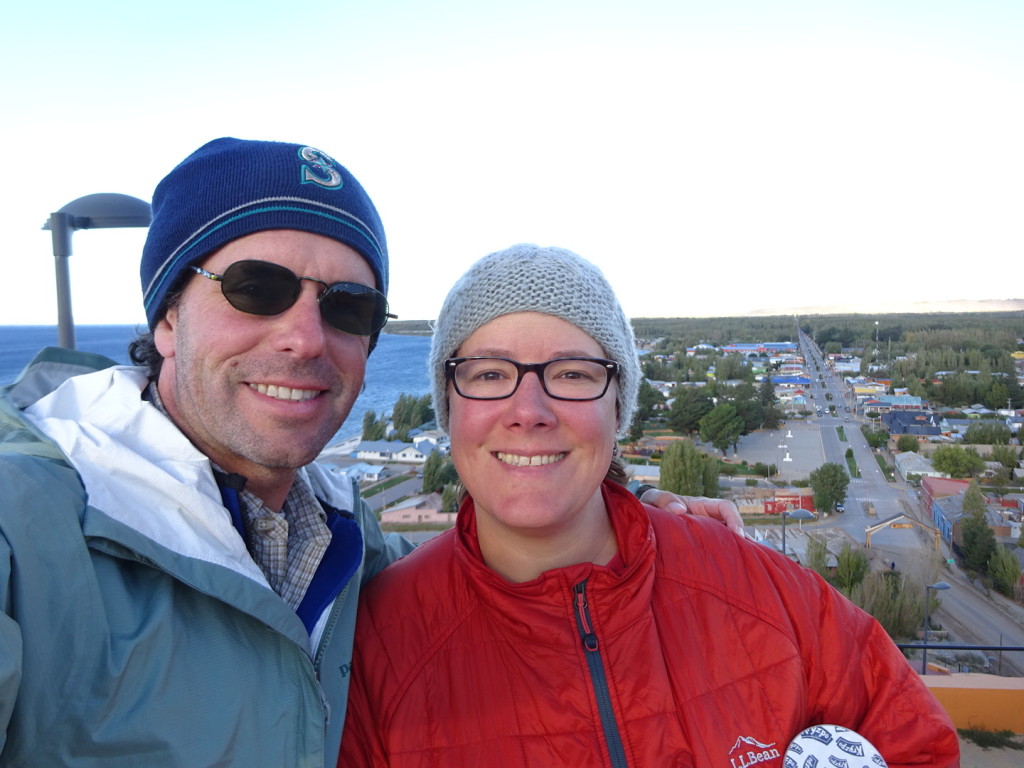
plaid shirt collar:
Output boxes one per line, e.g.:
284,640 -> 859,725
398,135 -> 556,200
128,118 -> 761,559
145,381 -> 331,610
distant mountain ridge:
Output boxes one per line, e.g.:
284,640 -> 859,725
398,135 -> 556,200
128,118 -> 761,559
386,299 -> 1024,331
743,297 -> 1024,317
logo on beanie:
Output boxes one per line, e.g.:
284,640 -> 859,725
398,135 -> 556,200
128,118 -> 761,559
298,146 -> 344,189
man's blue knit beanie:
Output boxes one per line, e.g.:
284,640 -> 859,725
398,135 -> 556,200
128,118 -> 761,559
141,137 -> 388,333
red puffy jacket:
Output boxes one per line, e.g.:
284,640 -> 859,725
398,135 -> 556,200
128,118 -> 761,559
341,481 -> 958,767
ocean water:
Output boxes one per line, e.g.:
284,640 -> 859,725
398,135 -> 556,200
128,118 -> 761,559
0,326 -> 432,444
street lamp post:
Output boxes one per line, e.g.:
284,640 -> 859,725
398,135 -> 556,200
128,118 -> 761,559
921,581 -> 951,674
42,193 -> 151,349
781,507 -> 815,557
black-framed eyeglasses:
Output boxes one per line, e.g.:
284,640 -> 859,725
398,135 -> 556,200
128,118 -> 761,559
444,357 -> 619,401
190,259 -> 396,337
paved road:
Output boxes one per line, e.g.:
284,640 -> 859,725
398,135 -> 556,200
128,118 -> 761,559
728,333 -> 1024,674
936,571 -> 1024,676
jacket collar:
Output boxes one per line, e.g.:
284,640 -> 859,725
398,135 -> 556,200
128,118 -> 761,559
454,481 -> 658,642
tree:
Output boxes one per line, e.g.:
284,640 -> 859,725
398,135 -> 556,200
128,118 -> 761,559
658,441 -> 691,496
833,543 -> 869,593
960,481 -> 996,573
635,379 -> 664,422
804,534 -> 830,580
667,388 -> 714,435
962,479 -> 986,515
1006,375 -> 1024,409
963,421 -> 1011,446
699,403 -> 745,454
989,465 -> 1013,487
986,380 -> 1010,411
421,450 -> 445,492
862,427 -> 889,450
659,440 -> 718,497
808,462 -> 849,514
714,354 -> 752,382
990,444 -> 1020,471
930,445 -> 985,478
391,393 -> 433,439
896,434 -> 919,453
850,571 -> 925,641
761,406 -> 783,431
421,451 -> 458,492
361,410 -> 386,441
758,374 -> 777,408
701,453 -> 719,497
440,484 -> 461,515
989,546 -> 1022,597
731,399 -> 763,434
627,413 -> 645,443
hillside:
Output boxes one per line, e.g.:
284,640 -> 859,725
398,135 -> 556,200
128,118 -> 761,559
388,300 -> 1024,332
743,298 -> 1024,318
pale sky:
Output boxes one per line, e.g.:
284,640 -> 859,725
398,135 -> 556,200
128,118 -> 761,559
2,0 -> 1021,326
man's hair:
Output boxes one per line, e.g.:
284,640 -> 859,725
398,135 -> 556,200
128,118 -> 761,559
128,331 -> 163,379
128,289 -> 182,378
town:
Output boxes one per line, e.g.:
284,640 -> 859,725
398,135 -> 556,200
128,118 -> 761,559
317,318 -> 1024,754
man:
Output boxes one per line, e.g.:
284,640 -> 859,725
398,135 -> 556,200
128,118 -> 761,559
1,137 -> 414,767
0,138 -> 740,767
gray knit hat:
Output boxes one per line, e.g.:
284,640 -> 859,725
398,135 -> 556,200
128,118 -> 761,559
429,244 -> 640,437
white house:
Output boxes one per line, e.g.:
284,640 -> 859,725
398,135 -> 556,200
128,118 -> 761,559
392,444 -> 433,463
314,461 -> 390,484
352,434 -> 449,465
353,440 -> 409,461
344,462 -> 391,483
412,433 -> 450,455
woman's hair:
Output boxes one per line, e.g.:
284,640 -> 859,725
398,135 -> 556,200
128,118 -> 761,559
605,456 -> 630,486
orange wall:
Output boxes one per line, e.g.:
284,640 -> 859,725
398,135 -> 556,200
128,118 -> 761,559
924,674 -> 1024,732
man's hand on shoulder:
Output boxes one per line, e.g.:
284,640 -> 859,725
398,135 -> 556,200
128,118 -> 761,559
636,486 -> 745,538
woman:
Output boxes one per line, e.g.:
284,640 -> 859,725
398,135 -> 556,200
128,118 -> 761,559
339,244 -> 958,767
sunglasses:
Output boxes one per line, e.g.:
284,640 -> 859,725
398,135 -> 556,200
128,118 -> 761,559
190,260 -> 395,337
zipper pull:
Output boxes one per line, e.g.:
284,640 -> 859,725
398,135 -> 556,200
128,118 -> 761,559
574,581 -> 599,651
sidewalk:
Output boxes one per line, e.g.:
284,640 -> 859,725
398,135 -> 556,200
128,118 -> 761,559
959,733 -> 1024,767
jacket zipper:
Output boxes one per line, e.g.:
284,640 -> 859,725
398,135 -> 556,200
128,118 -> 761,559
573,580 -> 629,768
312,581 -> 351,729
